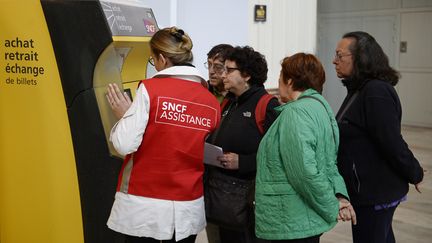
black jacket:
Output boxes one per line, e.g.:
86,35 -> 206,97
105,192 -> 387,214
207,85 -> 279,180
336,79 -> 424,206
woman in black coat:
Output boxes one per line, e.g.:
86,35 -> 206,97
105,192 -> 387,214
333,31 -> 424,243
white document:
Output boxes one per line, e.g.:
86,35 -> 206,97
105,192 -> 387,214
204,142 -> 224,168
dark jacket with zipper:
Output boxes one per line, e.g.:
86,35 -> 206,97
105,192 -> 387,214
336,79 -> 423,206
207,85 -> 279,180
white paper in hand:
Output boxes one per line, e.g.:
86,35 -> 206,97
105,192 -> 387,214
203,142 -> 224,168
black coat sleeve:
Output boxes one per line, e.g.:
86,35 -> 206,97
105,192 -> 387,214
364,82 -> 423,184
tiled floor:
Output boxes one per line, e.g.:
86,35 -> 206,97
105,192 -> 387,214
196,126 -> 432,243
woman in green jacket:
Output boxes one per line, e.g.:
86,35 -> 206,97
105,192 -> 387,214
255,53 -> 356,242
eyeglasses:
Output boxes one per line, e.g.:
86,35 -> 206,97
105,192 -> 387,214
204,62 -> 225,74
334,52 -> 352,61
224,67 -> 240,74
148,56 -> 155,66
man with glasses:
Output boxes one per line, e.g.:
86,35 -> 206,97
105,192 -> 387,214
204,44 -> 234,243
205,44 -> 233,104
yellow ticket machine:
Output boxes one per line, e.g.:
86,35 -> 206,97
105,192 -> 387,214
0,0 -> 158,242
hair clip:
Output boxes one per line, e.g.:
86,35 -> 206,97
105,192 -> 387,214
171,29 -> 184,42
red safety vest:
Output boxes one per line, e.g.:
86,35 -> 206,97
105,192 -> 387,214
116,77 -> 220,201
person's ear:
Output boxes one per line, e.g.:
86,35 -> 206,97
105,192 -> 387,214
159,53 -> 167,66
287,78 -> 293,86
242,73 -> 251,82
159,53 -> 173,68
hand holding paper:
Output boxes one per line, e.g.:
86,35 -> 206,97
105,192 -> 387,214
203,142 -> 224,168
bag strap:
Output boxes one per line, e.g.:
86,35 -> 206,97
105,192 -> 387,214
255,93 -> 276,135
220,97 -> 230,110
298,95 -> 336,146
336,91 -> 358,123
220,93 -> 275,135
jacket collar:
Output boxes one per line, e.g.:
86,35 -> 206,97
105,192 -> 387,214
275,88 -> 319,112
151,66 -> 206,84
342,78 -> 371,93
225,85 -> 265,104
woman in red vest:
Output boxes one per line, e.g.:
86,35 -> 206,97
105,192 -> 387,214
105,27 -> 221,243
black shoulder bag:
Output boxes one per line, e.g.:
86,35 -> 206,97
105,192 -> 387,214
204,101 -> 255,231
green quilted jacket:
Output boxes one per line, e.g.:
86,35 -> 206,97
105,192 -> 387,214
255,89 -> 348,240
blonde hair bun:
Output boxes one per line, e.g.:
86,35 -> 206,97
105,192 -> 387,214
150,26 -> 193,65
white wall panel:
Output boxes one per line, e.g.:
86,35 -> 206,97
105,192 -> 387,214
398,72 -> 432,126
177,0 -> 249,79
318,0 -> 400,13
400,12 -> 432,69
249,0 -> 317,89
402,0 -> 432,8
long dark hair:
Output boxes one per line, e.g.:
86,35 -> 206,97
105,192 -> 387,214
343,31 -> 399,87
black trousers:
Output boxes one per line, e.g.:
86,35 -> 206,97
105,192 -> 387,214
219,225 -> 268,243
352,205 -> 397,243
126,234 -> 197,243
269,234 -> 320,243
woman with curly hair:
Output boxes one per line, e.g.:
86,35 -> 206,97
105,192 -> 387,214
206,46 -> 279,243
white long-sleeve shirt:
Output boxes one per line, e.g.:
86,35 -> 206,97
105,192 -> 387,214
107,66 -> 207,241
